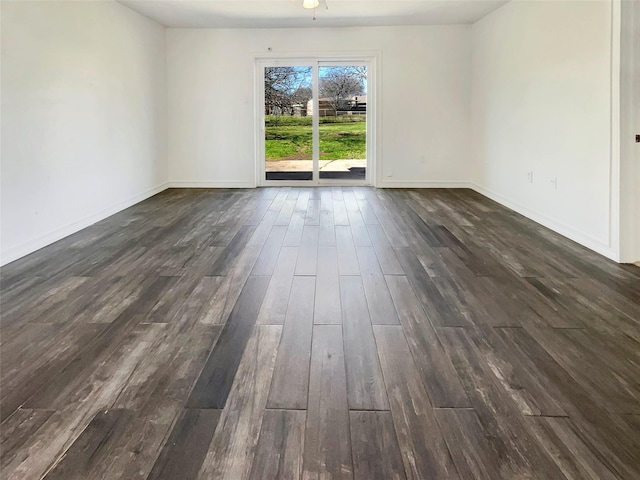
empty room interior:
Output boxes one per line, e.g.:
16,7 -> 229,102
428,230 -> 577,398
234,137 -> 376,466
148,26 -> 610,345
2,0 -> 640,478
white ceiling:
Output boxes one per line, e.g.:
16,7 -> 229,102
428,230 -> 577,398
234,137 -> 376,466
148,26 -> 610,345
117,0 -> 509,29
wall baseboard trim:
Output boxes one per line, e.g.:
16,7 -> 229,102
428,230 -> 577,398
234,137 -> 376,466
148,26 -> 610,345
169,181 -> 473,189
0,182 -> 170,267
376,181 -> 473,189
470,183 -> 619,262
167,181 -> 255,189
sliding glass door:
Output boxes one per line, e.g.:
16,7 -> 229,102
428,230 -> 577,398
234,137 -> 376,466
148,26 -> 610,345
318,65 -> 367,181
258,59 -> 371,185
264,65 -> 314,181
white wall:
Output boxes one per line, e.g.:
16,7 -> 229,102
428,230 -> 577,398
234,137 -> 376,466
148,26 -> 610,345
1,0 -> 167,265
471,0 -> 616,259
620,0 -> 640,263
166,26 -> 471,188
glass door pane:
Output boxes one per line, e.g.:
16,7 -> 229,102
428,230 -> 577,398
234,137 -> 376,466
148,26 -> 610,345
317,65 -> 367,181
264,66 -> 314,181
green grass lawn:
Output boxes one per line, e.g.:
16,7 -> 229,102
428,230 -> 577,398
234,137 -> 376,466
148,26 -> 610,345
265,116 -> 366,161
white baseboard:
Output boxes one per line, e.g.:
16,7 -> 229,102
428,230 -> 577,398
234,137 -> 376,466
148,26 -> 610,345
470,183 -> 619,262
1,182 -> 170,267
167,181 -> 256,189
170,180 -> 472,189
376,181 -> 473,189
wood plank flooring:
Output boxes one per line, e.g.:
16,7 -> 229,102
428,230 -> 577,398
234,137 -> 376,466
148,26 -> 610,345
2,186 -> 640,479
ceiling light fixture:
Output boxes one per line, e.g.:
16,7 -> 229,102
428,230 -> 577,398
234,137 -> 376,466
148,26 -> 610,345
300,0 -> 327,21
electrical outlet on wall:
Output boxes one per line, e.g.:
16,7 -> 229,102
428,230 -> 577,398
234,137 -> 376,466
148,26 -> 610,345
527,171 -> 534,183
419,155 -> 426,165
385,169 -> 393,177
550,177 -> 558,190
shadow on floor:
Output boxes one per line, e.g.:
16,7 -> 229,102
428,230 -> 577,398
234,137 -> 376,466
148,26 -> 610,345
266,167 -> 366,181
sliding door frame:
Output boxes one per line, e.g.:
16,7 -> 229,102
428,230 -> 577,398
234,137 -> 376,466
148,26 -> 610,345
255,54 -> 378,187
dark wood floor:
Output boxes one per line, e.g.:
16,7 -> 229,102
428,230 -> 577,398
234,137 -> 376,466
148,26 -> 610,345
1,187 -> 640,480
